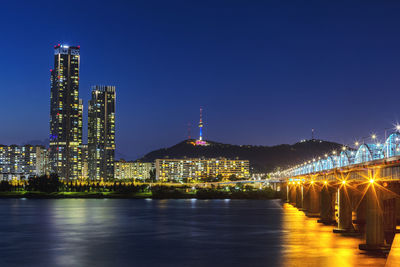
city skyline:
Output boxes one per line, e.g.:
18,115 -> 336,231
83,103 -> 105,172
2,1 -> 400,161
1,3 -> 400,266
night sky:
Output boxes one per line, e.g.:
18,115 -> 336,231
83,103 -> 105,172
1,1 -> 400,159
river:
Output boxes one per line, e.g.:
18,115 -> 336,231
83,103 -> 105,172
0,199 -> 387,266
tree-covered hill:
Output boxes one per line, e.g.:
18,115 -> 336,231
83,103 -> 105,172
138,139 -> 345,173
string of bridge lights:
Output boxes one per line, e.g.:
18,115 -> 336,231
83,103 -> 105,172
274,123 -> 400,178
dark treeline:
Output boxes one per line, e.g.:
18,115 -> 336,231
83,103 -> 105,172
0,175 -> 149,194
0,175 -> 280,199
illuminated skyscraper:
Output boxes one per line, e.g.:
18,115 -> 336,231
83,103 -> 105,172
49,44 -> 82,180
88,86 -> 116,180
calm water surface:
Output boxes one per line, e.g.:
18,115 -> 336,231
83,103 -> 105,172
0,199 -> 387,267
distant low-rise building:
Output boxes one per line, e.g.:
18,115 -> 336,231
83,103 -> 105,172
0,145 -> 49,180
114,160 -> 154,180
155,158 -> 250,182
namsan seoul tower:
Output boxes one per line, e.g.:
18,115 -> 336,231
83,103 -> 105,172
199,107 -> 203,141
195,107 -> 208,146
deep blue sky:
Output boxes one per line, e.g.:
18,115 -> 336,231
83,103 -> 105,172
1,1 -> 400,159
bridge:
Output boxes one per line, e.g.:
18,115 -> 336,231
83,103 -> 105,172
271,130 -> 400,259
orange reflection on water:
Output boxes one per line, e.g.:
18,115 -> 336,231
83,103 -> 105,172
280,203 -> 386,267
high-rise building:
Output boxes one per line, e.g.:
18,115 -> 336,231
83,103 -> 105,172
88,86 -> 116,180
49,44 -> 82,180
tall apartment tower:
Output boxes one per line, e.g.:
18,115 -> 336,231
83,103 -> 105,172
88,86 -> 116,180
49,44 -> 83,180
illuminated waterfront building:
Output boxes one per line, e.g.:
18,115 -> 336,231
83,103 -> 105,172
0,145 -> 49,180
114,160 -> 154,180
88,86 -> 116,180
155,158 -> 250,182
49,44 -> 83,180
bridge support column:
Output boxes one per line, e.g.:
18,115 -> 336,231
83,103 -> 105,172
334,185 -> 355,233
307,184 -> 320,217
289,184 -> 296,205
383,197 -> 396,245
382,182 -> 398,245
318,184 -> 336,225
391,183 -> 400,226
295,185 -> 303,209
359,184 -> 388,251
281,182 -> 288,202
302,184 -> 310,212
354,190 -> 367,233
396,198 -> 400,225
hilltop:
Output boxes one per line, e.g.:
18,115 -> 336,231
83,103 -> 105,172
139,139 -> 344,173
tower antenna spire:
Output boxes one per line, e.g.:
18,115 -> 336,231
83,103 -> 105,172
199,107 -> 203,141
194,107 -> 208,146
187,122 -> 191,140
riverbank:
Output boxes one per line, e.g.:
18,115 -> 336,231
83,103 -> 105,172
0,189 -> 280,199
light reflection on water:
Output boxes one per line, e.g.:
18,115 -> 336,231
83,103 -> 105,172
0,199 -> 387,267
280,203 -> 386,267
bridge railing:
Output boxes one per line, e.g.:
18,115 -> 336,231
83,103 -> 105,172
272,132 -> 400,180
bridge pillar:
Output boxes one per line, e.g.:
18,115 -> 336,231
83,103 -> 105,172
289,184 -> 296,205
383,197 -> 396,245
391,183 -> 400,225
302,184 -> 310,212
318,183 -> 336,225
295,184 -> 303,209
281,182 -> 288,202
354,188 -> 367,233
307,184 -> 320,217
333,185 -> 355,233
359,184 -> 388,251
382,182 -> 398,245
396,198 -> 400,225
